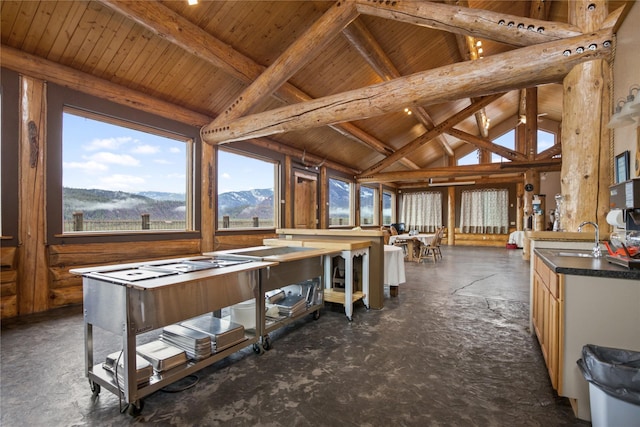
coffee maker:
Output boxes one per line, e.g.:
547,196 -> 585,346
606,178 -> 640,269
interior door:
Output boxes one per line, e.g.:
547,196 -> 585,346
294,171 -> 318,229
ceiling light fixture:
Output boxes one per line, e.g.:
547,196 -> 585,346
404,108 -> 412,115
428,179 -> 476,187
188,0 -> 198,5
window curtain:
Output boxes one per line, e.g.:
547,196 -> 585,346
460,189 -> 509,234
400,192 -> 442,233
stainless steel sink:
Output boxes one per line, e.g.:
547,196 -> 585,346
553,251 -> 594,258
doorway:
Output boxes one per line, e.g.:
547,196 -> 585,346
294,171 -> 318,229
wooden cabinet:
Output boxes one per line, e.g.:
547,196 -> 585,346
532,254 -> 562,390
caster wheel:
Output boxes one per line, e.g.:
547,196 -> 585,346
89,380 -> 100,396
313,310 -> 320,320
253,343 -> 264,355
262,336 -> 271,351
126,400 -> 144,416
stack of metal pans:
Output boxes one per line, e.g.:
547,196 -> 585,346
103,350 -> 153,388
136,340 -> 188,372
181,315 -> 246,353
161,324 -> 212,361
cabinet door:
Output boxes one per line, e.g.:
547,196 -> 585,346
548,296 -> 559,390
532,273 -> 544,340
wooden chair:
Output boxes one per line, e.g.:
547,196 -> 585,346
381,226 -> 391,245
431,227 -> 444,261
390,226 -> 408,258
417,230 -> 442,263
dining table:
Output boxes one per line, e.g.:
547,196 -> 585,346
383,245 -> 406,296
388,233 -> 436,262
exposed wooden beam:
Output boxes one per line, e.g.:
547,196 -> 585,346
100,0 -> 397,171
358,158 -> 561,184
201,29 -> 614,145
354,0 -> 585,47
445,128 -> 528,162
342,18 -> 455,157
445,0 -> 490,138
537,142 -> 563,160
1,45 -> 212,127
361,94 -> 505,175
208,1 -> 358,124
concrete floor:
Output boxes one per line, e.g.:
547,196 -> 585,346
1,246 -> 589,426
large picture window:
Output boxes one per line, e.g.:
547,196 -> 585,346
329,177 -> 352,227
382,191 -> 395,225
359,186 -> 378,226
62,109 -> 193,233
217,148 -> 278,230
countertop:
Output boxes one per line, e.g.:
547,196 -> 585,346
263,238 -> 371,251
534,248 -> 640,280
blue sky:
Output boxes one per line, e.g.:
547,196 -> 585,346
63,112 -> 273,194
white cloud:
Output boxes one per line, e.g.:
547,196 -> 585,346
100,174 -> 145,191
131,144 -> 159,154
167,173 -> 185,179
90,152 -> 140,166
154,159 -> 171,164
63,160 -> 108,172
221,172 -> 231,180
85,136 -> 133,151
169,147 -> 181,153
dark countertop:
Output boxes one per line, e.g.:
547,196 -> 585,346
535,249 -> 640,280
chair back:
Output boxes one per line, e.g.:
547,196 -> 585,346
382,229 -> 391,245
390,226 -> 398,236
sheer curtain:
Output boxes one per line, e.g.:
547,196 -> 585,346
460,189 -> 509,234
400,192 -> 442,232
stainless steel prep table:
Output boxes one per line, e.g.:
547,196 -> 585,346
71,256 -> 277,414
206,246 -> 338,349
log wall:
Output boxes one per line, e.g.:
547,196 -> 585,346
1,247 -> 18,319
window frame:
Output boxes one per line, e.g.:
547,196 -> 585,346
47,83 -> 201,244
215,146 -> 280,231
61,107 -> 195,234
328,176 -> 354,228
382,190 -> 395,226
359,185 -> 379,226
1,69 -> 20,245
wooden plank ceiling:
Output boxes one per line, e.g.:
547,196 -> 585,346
0,0 -> 631,184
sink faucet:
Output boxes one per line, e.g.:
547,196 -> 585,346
578,221 -> 602,258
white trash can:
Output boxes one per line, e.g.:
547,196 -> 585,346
230,299 -> 256,330
589,383 -> 640,427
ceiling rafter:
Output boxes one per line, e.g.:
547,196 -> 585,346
357,158 -> 562,184
353,0 -> 584,47
445,128 -> 528,162
445,0 -> 490,139
342,18 -> 455,157
200,28 -> 614,145
362,94 -> 506,176
99,0 -> 404,170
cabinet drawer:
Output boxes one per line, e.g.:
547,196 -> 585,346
534,256 -> 550,286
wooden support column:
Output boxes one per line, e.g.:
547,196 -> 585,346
284,155 -> 293,229
447,186 -> 456,246
523,169 -> 540,229
319,166 -> 328,229
561,0 -> 612,231
18,76 -> 49,315
201,143 -> 215,252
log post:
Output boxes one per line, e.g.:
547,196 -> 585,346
18,75 -> 49,315
561,0 -> 612,232
201,144 -> 215,252
447,186 -> 455,246
141,214 -> 150,230
73,212 -> 84,232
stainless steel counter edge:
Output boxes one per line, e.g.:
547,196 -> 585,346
534,249 -> 640,280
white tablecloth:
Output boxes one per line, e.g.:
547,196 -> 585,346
389,233 -> 435,246
508,231 -> 525,248
384,245 -> 406,286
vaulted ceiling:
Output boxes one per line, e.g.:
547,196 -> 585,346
1,0 -> 632,184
